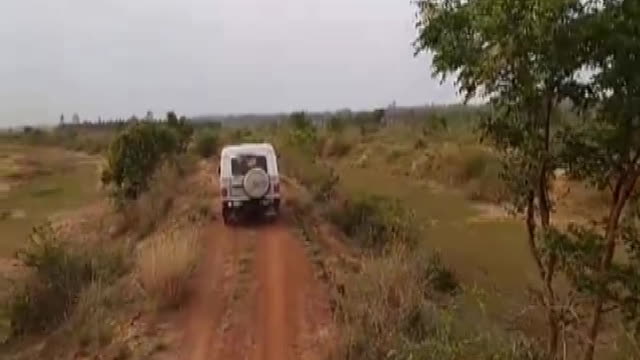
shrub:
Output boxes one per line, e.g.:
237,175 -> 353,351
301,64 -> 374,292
386,147 -> 406,162
465,174 -> 510,203
194,129 -> 219,158
102,122 -> 179,200
5,223 -> 128,337
137,229 -> 201,309
424,253 -> 459,295
286,112 -> 319,154
64,282 -> 118,349
456,150 -> 493,182
322,136 -> 352,158
414,137 -> 427,149
455,149 -> 508,203
327,115 -> 346,134
329,194 -> 421,252
278,143 -> 339,202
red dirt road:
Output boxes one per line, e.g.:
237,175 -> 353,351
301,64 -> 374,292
178,216 -> 333,360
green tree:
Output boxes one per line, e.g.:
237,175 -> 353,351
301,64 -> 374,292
289,111 -> 313,131
416,0 -> 586,357
194,129 -> 219,158
166,111 -> 178,127
554,2 -> 640,359
102,122 -> 178,200
166,111 -> 194,152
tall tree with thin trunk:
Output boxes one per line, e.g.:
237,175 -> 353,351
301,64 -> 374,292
415,0 -> 586,357
552,1 -> 640,359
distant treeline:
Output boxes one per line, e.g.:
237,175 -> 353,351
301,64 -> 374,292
1,104 -> 491,134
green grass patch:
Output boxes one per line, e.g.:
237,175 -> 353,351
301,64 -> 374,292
334,161 -> 534,311
0,145 -> 100,257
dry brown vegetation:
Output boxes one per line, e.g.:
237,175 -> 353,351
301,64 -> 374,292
0,148 -> 215,359
137,228 -> 202,309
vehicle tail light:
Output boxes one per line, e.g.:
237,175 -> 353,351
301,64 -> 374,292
273,183 -> 280,194
221,187 -> 228,197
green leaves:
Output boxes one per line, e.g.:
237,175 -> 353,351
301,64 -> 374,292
417,0 -> 640,356
103,122 -> 180,200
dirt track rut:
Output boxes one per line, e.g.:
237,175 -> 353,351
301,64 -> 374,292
178,213 -> 332,360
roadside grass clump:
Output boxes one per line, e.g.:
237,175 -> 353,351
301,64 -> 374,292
120,160 -> 184,238
328,194 -> 421,252
333,246 -> 431,359
137,229 -> 201,309
321,135 -> 352,158
455,148 -> 508,203
454,147 -> 500,183
61,282 -> 119,350
194,129 -> 219,158
386,146 -> 408,163
333,245 -> 543,360
4,223 -> 129,338
424,252 -> 460,295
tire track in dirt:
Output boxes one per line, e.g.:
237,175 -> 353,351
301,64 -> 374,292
179,223 -> 258,360
178,220 -> 333,360
253,223 -> 290,360
251,221 -> 333,360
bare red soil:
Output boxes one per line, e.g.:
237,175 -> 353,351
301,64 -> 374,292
176,216 -> 332,360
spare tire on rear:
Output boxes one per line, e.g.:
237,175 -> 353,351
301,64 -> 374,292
243,167 -> 270,199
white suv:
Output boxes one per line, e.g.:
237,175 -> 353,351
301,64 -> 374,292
218,143 -> 281,224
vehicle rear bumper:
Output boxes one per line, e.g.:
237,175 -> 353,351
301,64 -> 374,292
222,197 -> 280,209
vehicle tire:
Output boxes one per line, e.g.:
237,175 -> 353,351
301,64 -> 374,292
222,206 -> 232,226
243,168 -> 270,199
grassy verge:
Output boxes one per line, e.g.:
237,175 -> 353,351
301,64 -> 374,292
332,245 -> 543,360
137,228 -> 202,309
2,222 -> 129,342
0,140 -> 207,358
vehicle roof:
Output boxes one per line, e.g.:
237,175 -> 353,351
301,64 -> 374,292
220,143 -> 276,157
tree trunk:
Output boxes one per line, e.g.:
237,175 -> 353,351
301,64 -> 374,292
539,95 -> 559,359
582,172 -> 639,360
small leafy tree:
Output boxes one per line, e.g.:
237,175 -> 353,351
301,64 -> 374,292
102,122 -> 178,200
166,111 -> 194,152
553,2 -> 640,359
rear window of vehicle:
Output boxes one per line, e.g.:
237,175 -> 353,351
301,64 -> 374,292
231,154 -> 268,176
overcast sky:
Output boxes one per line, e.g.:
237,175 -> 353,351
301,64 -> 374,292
0,0 -> 458,126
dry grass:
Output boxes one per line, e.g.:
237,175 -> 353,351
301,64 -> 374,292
137,229 -> 202,309
118,160 -> 182,238
332,244 -> 542,360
